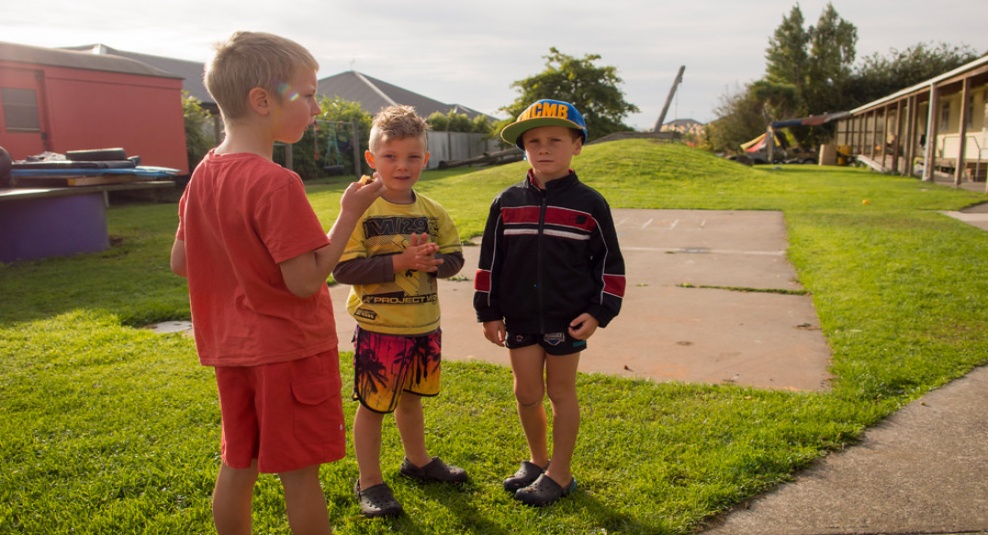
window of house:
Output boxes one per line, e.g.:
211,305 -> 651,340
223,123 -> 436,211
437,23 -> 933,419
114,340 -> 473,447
0,87 -> 41,132
939,101 -> 950,131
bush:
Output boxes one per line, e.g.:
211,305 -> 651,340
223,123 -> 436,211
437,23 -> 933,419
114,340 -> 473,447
427,111 -> 487,133
182,92 -> 213,173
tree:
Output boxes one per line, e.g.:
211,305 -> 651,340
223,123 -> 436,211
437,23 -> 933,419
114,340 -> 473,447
446,112 -> 475,133
427,112 -> 449,132
713,3 -> 857,152
849,42 -> 981,106
761,2 -> 858,115
181,92 -> 213,172
500,48 -> 639,142
426,111 -> 475,133
764,5 -> 809,100
713,2 -> 978,156
471,114 -> 494,135
318,96 -> 373,177
706,82 -> 773,154
804,3 -> 857,114
750,80 -> 801,123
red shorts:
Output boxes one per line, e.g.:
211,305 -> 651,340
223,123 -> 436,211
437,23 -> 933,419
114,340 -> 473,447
214,349 -> 346,474
352,326 -> 442,414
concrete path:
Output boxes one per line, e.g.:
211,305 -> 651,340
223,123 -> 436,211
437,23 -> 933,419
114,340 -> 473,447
330,208 -> 833,392
700,365 -> 988,535
942,199 -> 988,231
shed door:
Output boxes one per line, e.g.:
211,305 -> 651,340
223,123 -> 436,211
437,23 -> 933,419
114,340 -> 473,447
0,68 -> 50,159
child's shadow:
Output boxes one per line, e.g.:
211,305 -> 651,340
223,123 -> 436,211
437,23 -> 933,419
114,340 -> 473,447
390,481 -> 661,534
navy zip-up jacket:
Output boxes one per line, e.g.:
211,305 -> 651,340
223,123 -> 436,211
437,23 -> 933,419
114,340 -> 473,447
473,170 -> 626,333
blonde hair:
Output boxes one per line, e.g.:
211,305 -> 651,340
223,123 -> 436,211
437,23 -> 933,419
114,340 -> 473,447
204,31 -> 318,121
368,105 -> 429,153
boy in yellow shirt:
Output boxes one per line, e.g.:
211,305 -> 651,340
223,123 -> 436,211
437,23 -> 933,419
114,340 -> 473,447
333,105 -> 467,517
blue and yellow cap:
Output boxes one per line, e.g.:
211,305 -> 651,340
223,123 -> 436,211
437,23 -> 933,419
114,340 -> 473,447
501,99 -> 588,149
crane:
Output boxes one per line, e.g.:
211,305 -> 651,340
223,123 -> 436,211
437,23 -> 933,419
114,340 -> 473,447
652,65 -> 685,132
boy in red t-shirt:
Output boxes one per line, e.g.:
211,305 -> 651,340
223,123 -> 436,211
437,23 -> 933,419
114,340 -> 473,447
170,31 -> 383,534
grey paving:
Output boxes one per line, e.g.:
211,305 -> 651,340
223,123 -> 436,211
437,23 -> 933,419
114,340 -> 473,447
330,209 -> 833,392
700,365 -> 988,535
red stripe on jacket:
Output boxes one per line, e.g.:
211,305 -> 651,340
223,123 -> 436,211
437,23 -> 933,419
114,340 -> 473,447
603,273 -> 626,298
474,269 -> 491,292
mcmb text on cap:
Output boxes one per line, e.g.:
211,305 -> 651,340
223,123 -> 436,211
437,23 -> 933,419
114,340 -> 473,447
501,99 -> 588,149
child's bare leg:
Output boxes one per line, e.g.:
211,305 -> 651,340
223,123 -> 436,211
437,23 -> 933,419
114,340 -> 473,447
354,403 -> 386,488
212,461 -> 258,535
280,464 -> 332,535
544,351 -> 581,486
395,392 -> 431,467
509,345 -> 549,468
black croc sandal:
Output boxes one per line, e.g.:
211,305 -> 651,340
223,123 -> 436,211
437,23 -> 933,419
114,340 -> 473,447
503,461 -> 546,492
354,479 -> 403,517
399,457 -> 468,483
514,473 -> 577,507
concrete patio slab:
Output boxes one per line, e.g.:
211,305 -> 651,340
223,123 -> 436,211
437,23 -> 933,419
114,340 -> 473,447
330,209 -> 833,392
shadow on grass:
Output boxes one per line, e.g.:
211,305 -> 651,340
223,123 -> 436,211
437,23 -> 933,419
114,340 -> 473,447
417,480 -> 659,535
573,493 -> 665,534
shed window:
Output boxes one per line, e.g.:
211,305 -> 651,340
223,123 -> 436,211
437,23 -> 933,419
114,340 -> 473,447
0,88 -> 41,132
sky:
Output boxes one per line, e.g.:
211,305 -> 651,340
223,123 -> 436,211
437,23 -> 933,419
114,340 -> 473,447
4,0 -> 986,130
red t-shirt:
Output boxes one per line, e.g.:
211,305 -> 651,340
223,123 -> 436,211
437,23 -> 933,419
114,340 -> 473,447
176,151 -> 337,366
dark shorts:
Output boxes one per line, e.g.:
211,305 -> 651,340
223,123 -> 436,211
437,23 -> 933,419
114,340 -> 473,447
505,331 -> 587,356
352,326 -> 442,414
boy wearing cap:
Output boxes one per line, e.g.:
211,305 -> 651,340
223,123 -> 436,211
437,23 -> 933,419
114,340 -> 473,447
473,99 -> 626,506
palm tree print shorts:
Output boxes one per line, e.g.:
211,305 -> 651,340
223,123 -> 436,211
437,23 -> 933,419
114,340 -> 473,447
352,325 -> 442,413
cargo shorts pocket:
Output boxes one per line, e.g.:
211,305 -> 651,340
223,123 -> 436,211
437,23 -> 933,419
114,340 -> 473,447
291,375 -> 343,443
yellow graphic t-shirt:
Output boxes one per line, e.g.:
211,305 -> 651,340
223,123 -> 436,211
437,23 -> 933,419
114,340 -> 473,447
339,193 -> 461,335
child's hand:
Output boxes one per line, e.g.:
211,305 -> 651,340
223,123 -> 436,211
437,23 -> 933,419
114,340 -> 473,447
394,233 -> 442,273
482,320 -> 506,347
340,172 -> 385,214
568,313 -> 599,340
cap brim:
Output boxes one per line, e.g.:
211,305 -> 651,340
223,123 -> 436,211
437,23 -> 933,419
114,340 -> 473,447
501,117 -> 586,147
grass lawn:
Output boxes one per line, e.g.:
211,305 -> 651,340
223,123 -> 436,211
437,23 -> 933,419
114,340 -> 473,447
2,139 -> 987,534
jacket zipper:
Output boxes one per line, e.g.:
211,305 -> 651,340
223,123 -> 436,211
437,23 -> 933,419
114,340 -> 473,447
537,186 -> 547,334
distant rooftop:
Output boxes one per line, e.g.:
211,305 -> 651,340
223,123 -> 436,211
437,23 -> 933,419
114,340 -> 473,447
318,71 -> 498,121
663,118 -> 704,127
46,43 -> 498,121
0,41 -> 179,80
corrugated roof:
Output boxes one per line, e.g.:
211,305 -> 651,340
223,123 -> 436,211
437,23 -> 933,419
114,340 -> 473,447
0,41 -> 180,79
318,71 -> 498,121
